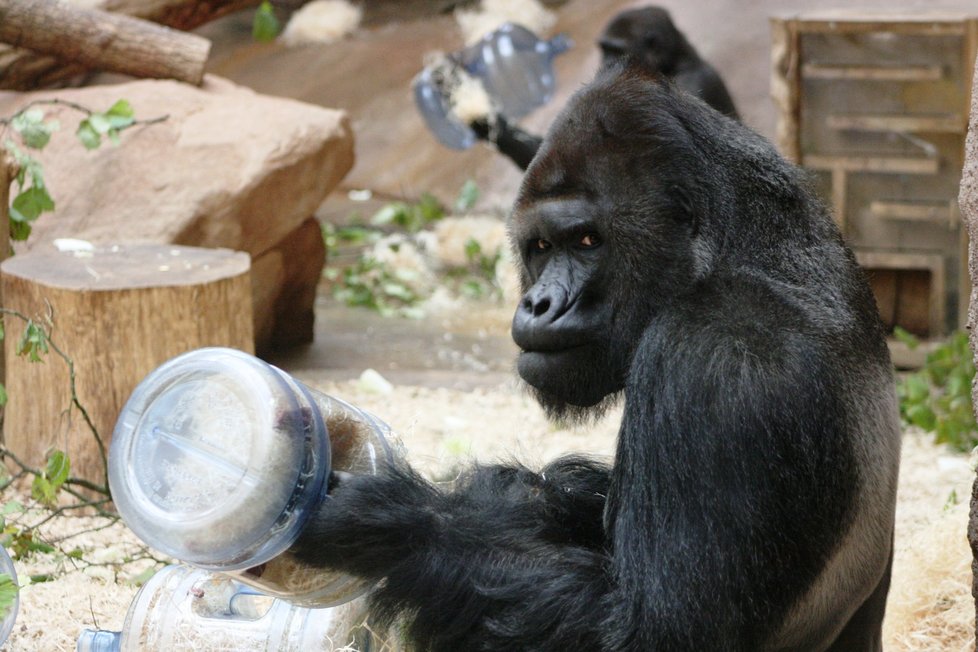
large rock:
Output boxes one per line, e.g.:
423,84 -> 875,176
0,75 -> 354,355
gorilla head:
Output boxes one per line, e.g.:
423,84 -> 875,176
508,64 -> 719,420
598,6 -> 691,75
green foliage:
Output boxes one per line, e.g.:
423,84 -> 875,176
329,255 -> 425,318
17,321 -> 48,363
75,100 -> 136,150
3,99 -> 148,242
325,182 -> 503,315
453,237 -> 501,300
11,109 -> 58,149
31,450 -> 70,508
0,573 -> 17,622
896,328 -> 977,452
253,1 -> 281,42
454,179 -> 480,213
371,193 -> 447,232
321,222 -> 382,256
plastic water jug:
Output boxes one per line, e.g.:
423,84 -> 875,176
0,545 -> 18,646
413,22 -> 571,149
76,565 -> 376,651
109,347 -> 398,606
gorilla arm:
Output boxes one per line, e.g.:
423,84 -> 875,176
291,456 -> 613,651
602,279 -> 865,650
471,114 -> 543,171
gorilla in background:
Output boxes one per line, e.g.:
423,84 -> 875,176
474,4 -> 740,170
294,62 -> 901,651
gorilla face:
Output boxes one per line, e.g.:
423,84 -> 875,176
510,197 -> 626,414
509,69 -> 706,420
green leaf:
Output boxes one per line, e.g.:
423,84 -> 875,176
0,383 -> 7,408
31,476 -> 55,506
905,403 -> 936,431
1,502 -> 24,516
0,573 -> 17,622
128,566 -> 158,587
105,99 -> 135,129
899,374 -> 930,404
417,193 -> 445,223
11,109 -> 58,150
45,450 -> 70,489
75,121 -> 101,150
17,322 -> 49,363
464,237 -> 482,261
29,574 -> 54,584
371,203 -> 407,227
11,186 -> 55,222
253,1 -> 280,42
10,185 -> 54,222
454,179 -> 480,212
892,326 -> 920,350
8,219 -> 31,242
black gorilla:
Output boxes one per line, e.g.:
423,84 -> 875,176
295,63 -> 901,651
477,4 -> 739,170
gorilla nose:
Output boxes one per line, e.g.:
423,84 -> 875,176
522,294 -> 551,317
512,284 -> 578,351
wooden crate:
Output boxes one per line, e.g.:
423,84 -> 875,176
771,10 -> 978,339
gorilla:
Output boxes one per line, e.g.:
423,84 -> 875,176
476,4 -> 739,170
294,62 -> 901,651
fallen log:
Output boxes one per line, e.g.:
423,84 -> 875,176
0,0 -> 211,87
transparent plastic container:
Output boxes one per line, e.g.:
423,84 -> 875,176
413,22 -> 571,149
109,347 -> 397,606
76,565 -> 376,652
0,545 -> 18,646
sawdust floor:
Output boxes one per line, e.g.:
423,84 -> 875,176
2,365 -> 973,650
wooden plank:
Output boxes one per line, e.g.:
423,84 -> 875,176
781,11 -> 971,36
869,200 -> 953,223
826,113 -> 964,133
770,17 -> 801,162
855,250 -> 946,337
803,154 -> 939,174
802,63 -> 943,81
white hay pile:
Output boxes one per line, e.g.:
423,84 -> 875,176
280,0 -> 362,47
883,432 -> 976,651
427,216 -> 508,269
455,0 -> 556,45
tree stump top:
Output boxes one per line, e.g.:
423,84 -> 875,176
0,243 -> 250,290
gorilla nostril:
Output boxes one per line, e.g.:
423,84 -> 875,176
533,298 -> 551,317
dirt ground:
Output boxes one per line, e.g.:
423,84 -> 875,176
2,298 -> 975,649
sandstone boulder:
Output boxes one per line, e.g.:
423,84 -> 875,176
0,75 -> 354,355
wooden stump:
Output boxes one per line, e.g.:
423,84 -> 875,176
1,243 -> 253,484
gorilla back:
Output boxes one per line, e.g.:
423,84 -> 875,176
509,64 -> 900,650
294,63 -> 901,652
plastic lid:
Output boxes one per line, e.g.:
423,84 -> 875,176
109,348 -> 330,570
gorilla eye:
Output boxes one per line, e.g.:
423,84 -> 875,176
579,233 -> 601,248
534,239 -> 552,252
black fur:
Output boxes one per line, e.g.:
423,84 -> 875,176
294,64 -> 900,651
